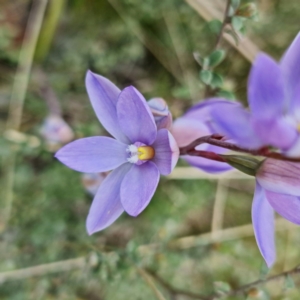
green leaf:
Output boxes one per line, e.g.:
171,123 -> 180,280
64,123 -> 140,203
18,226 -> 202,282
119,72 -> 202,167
231,0 -> 240,11
202,57 -> 210,69
172,86 -> 191,99
214,281 -> 231,294
260,262 -> 270,278
217,89 -> 236,100
232,16 -> 244,32
210,73 -> 223,88
284,274 -> 295,289
208,19 -> 222,35
193,52 -> 203,66
208,50 -> 226,67
239,25 -> 247,35
200,70 -> 212,85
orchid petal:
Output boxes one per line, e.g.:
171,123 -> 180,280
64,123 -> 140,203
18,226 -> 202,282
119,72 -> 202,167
120,161 -> 160,216
211,102 -> 263,148
256,159 -> 300,196
117,86 -> 157,145
171,118 -> 210,147
151,129 -> 179,175
286,135 -> 300,157
86,163 -> 131,234
252,183 -> 276,268
85,71 -> 129,143
184,98 -> 240,123
280,32 -> 300,110
55,137 -> 128,173
248,53 -> 285,119
183,156 -> 231,173
183,144 -> 232,173
265,190 -> 300,225
251,117 -> 297,150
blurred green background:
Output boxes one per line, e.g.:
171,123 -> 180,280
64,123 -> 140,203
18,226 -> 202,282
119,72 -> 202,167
0,0 -> 300,299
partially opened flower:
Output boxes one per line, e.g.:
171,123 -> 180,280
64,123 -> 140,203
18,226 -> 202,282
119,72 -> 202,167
171,99 -> 239,173
148,97 -> 172,130
40,114 -> 74,151
211,33 -> 300,154
55,71 -> 179,234
81,172 -> 109,196
252,158 -> 300,267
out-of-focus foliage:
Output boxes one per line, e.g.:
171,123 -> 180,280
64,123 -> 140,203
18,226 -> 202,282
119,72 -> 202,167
1,0 -> 300,299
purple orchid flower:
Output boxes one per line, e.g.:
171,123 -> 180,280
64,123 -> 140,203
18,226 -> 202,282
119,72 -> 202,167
171,98 -> 239,173
55,71 -> 179,234
148,97 -> 173,130
253,158 -> 300,267
211,33 -> 300,154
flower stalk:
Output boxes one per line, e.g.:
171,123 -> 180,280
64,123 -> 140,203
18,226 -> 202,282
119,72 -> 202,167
179,134 -> 300,163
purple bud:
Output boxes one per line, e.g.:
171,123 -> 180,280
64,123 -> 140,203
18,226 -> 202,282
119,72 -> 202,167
81,172 -> 109,196
148,97 -> 172,130
256,158 -> 300,196
40,115 -> 74,150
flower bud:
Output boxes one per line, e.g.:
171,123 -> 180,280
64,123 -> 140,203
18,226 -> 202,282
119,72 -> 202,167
148,97 -> 172,130
81,172 -> 109,196
220,154 -> 261,176
256,159 -> 300,196
40,114 -> 74,151
235,3 -> 257,18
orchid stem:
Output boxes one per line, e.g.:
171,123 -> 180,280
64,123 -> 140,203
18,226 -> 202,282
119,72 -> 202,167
179,135 -> 300,163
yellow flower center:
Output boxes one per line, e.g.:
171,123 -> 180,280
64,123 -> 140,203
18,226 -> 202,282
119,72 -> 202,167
137,146 -> 155,160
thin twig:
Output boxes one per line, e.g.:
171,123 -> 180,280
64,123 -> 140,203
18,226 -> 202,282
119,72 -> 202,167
204,0 -> 231,97
2,0 -> 48,231
135,267 -> 167,300
180,135 -> 300,163
0,220 -> 297,285
211,179 -> 229,241
107,0 -> 184,84
139,218 -> 297,252
146,269 -> 210,300
35,68 -> 62,115
185,0 -> 259,62
214,264 -> 300,299
146,265 -> 300,300
214,0 -> 231,49
0,254 -> 98,284
6,0 -> 48,131
163,9 -> 199,100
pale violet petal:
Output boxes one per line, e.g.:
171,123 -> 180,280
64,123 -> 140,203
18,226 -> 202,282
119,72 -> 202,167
151,129 -> 179,175
256,159 -> 300,196
252,182 -> 276,268
117,86 -> 157,145
171,118 -> 210,148
265,190 -> 300,225
86,163 -> 131,234
120,161 -> 160,216
85,71 -> 129,143
248,53 -> 285,119
280,32 -> 300,110
55,137 -> 128,173
211,102 -> 263,148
